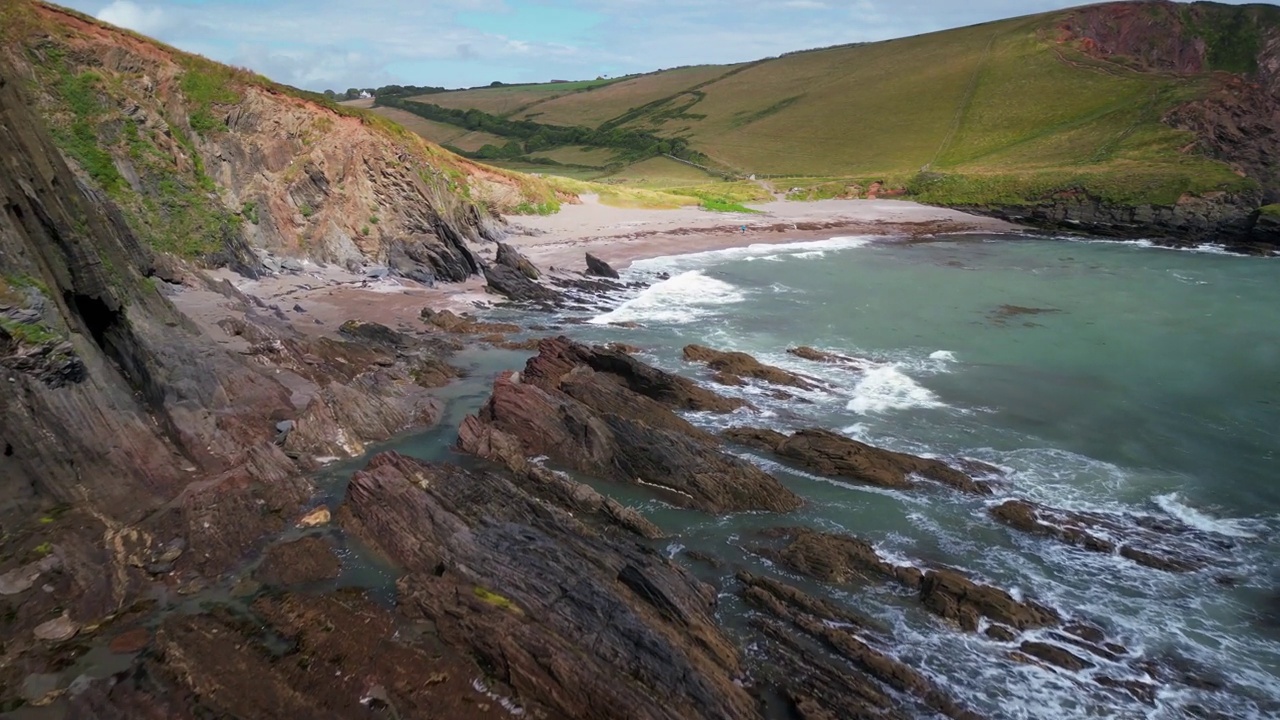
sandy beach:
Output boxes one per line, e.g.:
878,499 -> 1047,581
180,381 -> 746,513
507,196 -> 1021,270
170,198 -> 1023,335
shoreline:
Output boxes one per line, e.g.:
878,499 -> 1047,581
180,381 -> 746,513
507,196 -> 1023,270
172,199 -> 1022,334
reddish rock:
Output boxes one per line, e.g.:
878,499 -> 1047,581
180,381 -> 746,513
725,427 -> 990,495
108,627 -> 151,654
683,344 -> 820,390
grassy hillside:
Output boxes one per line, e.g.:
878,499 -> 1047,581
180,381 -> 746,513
364,1 -> 1279,209
0,0 -> 564,269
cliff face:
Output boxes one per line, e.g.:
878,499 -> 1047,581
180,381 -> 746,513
3,1 -> 564,281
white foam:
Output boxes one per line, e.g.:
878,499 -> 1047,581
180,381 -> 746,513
629,235 -> 874,273
1154,492 -> 1259,539
847,365 -> 945,415
929,350 -> 957,362
587,270 -> 744,325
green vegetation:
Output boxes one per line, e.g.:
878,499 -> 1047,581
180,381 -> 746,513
698,198 -> 760,213
511,200 -> 561,215
179,62 -> 243,135
473,586 -> 523,614
241,201 -> 260,224
0,318 -> 59,345
366,3 -> 1272,210
299,203 -> 314,218
1259,204 -> 1280,217
54,70 -> 125,192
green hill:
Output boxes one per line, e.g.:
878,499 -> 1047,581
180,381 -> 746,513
367,1 -> 1280,242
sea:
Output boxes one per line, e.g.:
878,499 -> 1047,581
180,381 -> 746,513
343,232 -> 1280,719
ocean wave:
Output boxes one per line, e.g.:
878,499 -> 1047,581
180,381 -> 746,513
630,235 -> 874,273
1153,492 -> 1260,539
929,350 -> 957,362
847,365 -> 946,415
587,270 -> 744,325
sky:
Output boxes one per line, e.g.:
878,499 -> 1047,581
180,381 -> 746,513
59,0 -> 1254,92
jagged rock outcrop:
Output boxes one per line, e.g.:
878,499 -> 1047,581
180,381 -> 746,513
496,241 -> 541,279
0,55 -> 469,714
991,498 -> 1222,572
524,336 -> 748,413
459,337 -> 799,513
585,252 -> 621,278
737,572 -> 982,720
683,345 -> 820,390
338,452 -> 760,720
484,263 -> 561,303
8,1 -> 566,280
725,427 -> 991,495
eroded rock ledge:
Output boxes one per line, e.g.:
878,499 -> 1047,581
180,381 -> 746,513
725,426 -> 992,495
459,337 -> 799,513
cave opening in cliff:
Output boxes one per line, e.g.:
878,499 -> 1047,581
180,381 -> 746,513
3,443 -> 12,457
67,292 -> 121,353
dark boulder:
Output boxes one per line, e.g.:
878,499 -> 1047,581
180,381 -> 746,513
483,263 -> 560,303
585,252 -> 620,279
495,242 -> 541,280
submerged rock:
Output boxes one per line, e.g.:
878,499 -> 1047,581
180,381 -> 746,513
991,499 -> 1212,572
725,427 -> 990,495
787,345 -> 863,366
585,252 -> 621,279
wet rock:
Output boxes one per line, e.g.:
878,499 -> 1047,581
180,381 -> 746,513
411,356 -> 463,387
20,673 -> 63,706
1019,641 -> 1095,671
683,344 -> 820,390
495,242 -> 540,280
585,252 -> 621,278
108,627 -> 151,654
920,568 -> 1058,632
338,319 -> 412,349
738,572 -> 981,720
787,345 -> 862,366
338,452 -> 760,719
991,499 -> 1209,572
254,536 -> 341,586
420,307 -> 520,335
155,538 -> 186,565
67,674 -> 94,698
758,527 -> 918,586
461,370 -> 800,513
483,263 -> 560,303
297,506 -> 331,528
34,611 -> 79,642
0,554 -> 60,595
725,427 -> 990,495
523,336 -> 749,413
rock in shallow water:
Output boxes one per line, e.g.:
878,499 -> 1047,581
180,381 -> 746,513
725,426 -> 990,495
460,337 -> 800,513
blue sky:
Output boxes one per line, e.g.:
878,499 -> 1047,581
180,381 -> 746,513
61,0 -> 1256,91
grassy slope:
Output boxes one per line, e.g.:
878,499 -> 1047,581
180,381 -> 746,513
2,0 -> 564,260
371,3 -> 1264,207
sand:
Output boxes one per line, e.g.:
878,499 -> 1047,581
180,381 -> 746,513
169,198 -> 1023,336
506,195 -> 1021,269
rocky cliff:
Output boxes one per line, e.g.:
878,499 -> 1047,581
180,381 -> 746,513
977,1 -> 1280,248
1,0 -> 567,281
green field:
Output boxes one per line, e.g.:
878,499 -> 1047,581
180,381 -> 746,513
365,2 -> 1276,208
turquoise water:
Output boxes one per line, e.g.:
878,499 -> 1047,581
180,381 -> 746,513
544,234 -> 1280,718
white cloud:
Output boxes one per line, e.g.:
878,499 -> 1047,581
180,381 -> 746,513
96,0 -> 168,36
